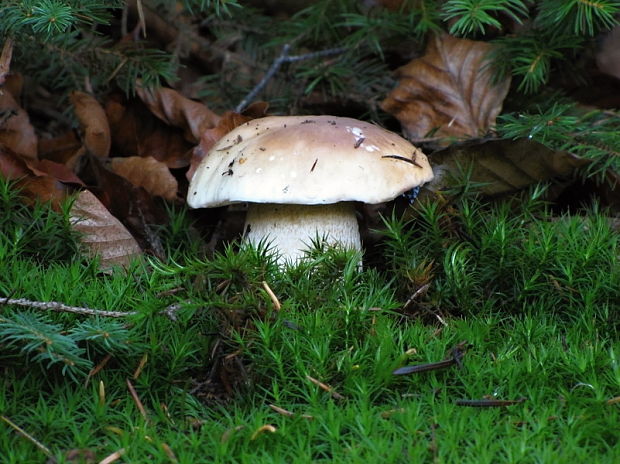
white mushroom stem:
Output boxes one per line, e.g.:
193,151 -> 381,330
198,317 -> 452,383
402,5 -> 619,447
244,202 -> 362,263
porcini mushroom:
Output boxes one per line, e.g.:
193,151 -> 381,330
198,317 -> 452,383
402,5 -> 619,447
187,115 -> 433,263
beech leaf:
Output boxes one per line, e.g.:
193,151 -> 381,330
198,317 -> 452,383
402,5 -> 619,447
381,34 -> 510,143
136,84 -> 220,143
105,94 -> 194,169
70,190 -> 142,270
0,89 -> 37,159
428,138 -> 591,196
108,156 -> 178,200
188,102 -> 268,181
71,91 -> 111,158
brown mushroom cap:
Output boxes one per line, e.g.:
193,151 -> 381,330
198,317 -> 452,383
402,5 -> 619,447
187,115 -> 433,208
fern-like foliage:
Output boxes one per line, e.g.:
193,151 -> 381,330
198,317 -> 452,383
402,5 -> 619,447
536,0 -> 620,36
0,311 -> 91,380
497,103 -> 620,178
442,0 -> 529,36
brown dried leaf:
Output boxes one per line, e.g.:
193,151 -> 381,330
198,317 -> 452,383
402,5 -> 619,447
596,25 -> 620,80
39,131 -> 82,165
109,156 -> 178,200
428,138 -> 591,196
0,90 -> 37,159
0,145 -> 72,208
2,73 -> 23,100
29,159 -> 84,185
70,190 -> 142,269
0,144 -> 31,178
0,37 -> 13,86
136,84 -> 220,143
187,104 -> 268,181
105,94 -> 194,169
77,155 -> 169,257
71,91 -> 111,158
382,34 -> 510,143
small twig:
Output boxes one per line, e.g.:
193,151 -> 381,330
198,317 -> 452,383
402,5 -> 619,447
0,297 -> 135,318
161,443 -> 178,463
85,353 -> 112,386
161,302 -> 184,321
402,283 -> 431,310
393,341 -> 467,375
456,398 -> 526,407
269,404 -> 313,419
262,281 -> 281,311
1,415 -> 54,460
1,296 -> 188,320
133,353 -> 148,380
235,44 -> 347,113
306,375 -> 345,400
392,358 -> 456,375
126,379 -> 149,421
99,448 -> 126,464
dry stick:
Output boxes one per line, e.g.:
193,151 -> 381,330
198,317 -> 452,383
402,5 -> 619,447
1,297 -> 188,320
126,379 -> 149,421
1,415 -> 54,459
306,375 -> 345,400
235,44 -> 347,113
0,297 -> 135,318
262,281 -> 281,311
99,449 -> 126,464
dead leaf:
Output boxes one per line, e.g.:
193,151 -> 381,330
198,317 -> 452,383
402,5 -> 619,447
77,155 -> 169,257
596,25 -> 620,80
30,159 -> 84,186
70,189 -> 143,269
0,145 -> 71,208
39,131 -> 83,168
136,84 -> 220,143
2,73 -> 23,100
0,89 -> 37,159
71,91 -> 111,158
108,156 -> 178,200
427,138 -> 591,196
0,144 -> 31,178
188,103 -> 268,181
381,34 -> 510,143
0,37 -> 13,86
105,93 -> 194,168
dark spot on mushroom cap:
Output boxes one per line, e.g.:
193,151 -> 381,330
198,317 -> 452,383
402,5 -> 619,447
193,191 -> 197,195
259,147 -> 266,151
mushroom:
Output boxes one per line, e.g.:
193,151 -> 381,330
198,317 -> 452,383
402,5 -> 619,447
187,115 -> 433,263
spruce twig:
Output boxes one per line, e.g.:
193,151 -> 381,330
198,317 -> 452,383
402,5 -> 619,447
0,297 -> 135,318
1,297 -> 189,320
235,44 -> 347,113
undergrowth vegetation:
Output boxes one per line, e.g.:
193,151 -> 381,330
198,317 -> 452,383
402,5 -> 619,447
1,178 -> 619,462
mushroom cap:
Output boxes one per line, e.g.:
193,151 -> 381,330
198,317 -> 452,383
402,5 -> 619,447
187,115 -> 434,208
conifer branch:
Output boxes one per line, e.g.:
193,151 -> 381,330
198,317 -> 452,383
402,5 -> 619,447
0,297 -> 135,318
235,44 -> 347,113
